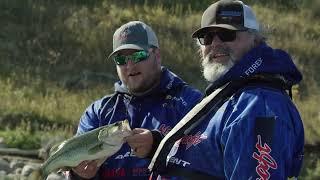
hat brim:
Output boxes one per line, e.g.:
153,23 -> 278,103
191,24 -> 247,38
108,44 -> 149,59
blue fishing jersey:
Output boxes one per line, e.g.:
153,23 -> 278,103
77,67 -> 202,179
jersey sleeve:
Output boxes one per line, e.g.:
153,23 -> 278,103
221,88 -> 304,179
76,99 -> 103,135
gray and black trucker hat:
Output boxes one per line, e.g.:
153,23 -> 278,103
108,21 -> 159,59
192,0 -> 259,37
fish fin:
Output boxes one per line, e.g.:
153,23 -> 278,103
88,144 -> 103,154
49,140 -> 67,156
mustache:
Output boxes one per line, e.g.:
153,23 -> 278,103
204,47 -> 230,59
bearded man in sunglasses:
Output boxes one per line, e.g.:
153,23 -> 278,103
67,21 -> 202,179
129,1 -> 304,180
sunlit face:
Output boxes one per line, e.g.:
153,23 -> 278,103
115,48 -> 161,95
200,30 -> 255,82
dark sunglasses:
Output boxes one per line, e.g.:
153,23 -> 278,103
197,30 -> 240,45
113,51 -> 150,65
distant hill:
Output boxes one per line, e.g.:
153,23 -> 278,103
0,0 -> 319,92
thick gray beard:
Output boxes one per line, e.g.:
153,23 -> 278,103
201,53 -> 235,82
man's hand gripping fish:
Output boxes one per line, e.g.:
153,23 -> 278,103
31,119 -> 132,179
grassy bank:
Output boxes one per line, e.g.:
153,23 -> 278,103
0,0 -> 319,179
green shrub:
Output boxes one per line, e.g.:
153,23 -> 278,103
0,127 -> 41,149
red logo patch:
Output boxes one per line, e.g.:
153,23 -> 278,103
158,124 -> 172,135
252,135 -> 278,180
180,131 -> 207,150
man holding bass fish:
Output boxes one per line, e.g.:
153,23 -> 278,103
68,21 -> 202,179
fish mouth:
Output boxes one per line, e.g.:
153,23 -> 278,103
102,141 -> 117,146
122,119 -> 132,131
112,120 -> 132,138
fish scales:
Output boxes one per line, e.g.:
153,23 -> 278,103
36,120 -> 131,179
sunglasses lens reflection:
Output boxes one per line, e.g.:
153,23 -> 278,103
114,51 -> 149,65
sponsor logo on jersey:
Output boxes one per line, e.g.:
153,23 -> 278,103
252,135 -> 278,180
159,124 -> 172,135
165,94 -> 188,107
168,156 -> 191,167
245,57 -> 263,76
101,167 -> 150,178
181,131 -> 207,150
102,168 -> 126,177
115,150 -> 136,159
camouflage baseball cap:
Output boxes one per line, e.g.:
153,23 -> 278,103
192,0 -> 259,37
108,21 -> 159,59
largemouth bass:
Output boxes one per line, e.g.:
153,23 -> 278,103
31,119 -> 132,179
